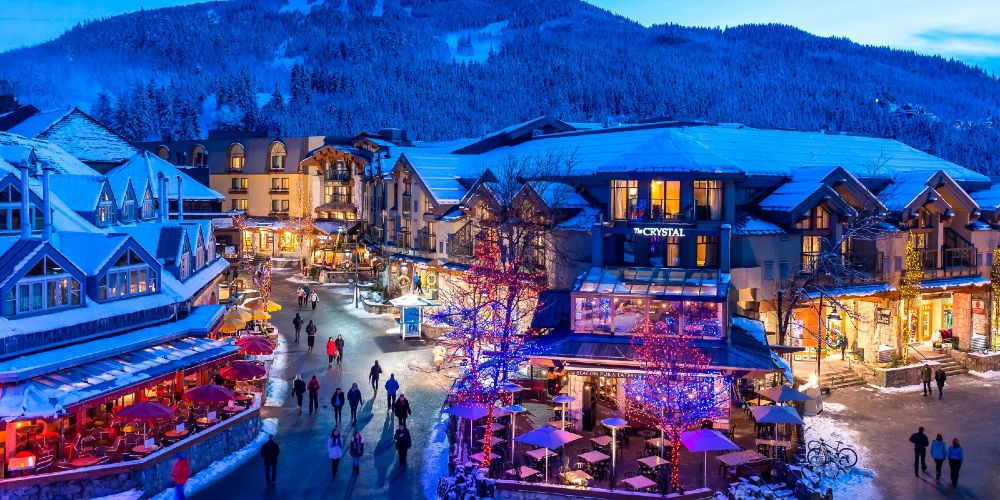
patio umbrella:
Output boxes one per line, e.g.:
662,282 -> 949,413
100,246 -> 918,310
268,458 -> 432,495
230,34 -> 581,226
116,401 -> 176,444
225,307 -> 253,322
444,404 -> 491,461
219,361 -> 267,381
250,309 -> 271,321
235,336 -> 276,348
552,394 -> 576,431
239,338 -> 275,355
219,315 -> 247,334
681,428 -> 739,488
758,385 -> 814,404
515,425 -> 582,483
183,385 -> 235,405
244,297 -> 282,312
750,405 -> 804,458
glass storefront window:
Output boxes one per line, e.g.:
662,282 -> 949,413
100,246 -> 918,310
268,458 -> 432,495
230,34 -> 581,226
614,298 -> 646,334
611,180 -> 639,221
649,300 -> 681,335
574,296 -> 612,333
683,301 -> 722,338
649,180 -> 681,221
574,294 -> 723,338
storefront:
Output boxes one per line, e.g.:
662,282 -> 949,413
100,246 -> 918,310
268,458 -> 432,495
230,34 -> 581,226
913,277 -> 990,350
388,254 -> 443,298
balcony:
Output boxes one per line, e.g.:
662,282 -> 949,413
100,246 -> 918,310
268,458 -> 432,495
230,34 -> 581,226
324,170 -> 351,182
844,252 -> 885,280
396,231 -> 410,249
324,194 -> 353,205
268,188 -> 289,194
448,223 -> 474,257
921,247 -> 978,278
414,231 -> 437,253
228,188 -> 248,195
645,203 -> 690,223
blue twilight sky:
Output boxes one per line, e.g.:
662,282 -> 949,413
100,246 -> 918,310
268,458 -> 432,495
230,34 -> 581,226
1,0 -> 999,73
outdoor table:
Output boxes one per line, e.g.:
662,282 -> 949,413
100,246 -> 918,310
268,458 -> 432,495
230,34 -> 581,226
755,438 -> 792,448
562,469 -> 592,486
132,444 -> 160,454
234,394 -> 255,403
638,455 -> 670,468
222,404 -> 245,413
196,417 -> 220,426
590,436 -> 613,447
578,450 -> 610,463
622,475 -> 657,491
717,450 -> 767,467
479,423 -> 505,433
164,429 -> 190,439
505,466 -> 540,480
479,436 -> 504,446
524,447 -> 556,460
645,437 -> 669,448
470,452 -> 499,463
70,456 -> 100,467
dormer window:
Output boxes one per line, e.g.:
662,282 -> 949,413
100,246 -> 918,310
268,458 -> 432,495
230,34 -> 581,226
96,190 -> 116,226
155,146 -> 170,161
120,186 -> 137,224
3,256 -> 81,316
0,184 -> 23,232
99,249 -> 157,300
178,253 -> 191,279
141,187 -> 156,220
796,206 -> 830,230
269,142 -> 286,171
228,143 -> 245,170
190,145 -> 207,167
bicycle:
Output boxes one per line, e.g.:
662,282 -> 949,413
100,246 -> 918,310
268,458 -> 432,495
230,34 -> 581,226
806,438 -> 858,475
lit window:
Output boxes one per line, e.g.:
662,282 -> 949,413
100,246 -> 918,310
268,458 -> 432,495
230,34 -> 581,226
5,256 -> 81,315
696,235 -> 719,267
96,190 -> 116,226
611,180 -> 639,220
155,146 -> 170,161
99,249 -> 157,300
801,235 -> 823,270
269,142 -> 286,171
141,187 -> 156,219
694,180 -> 723,221
228,144 -> 245,170
190,145 -> 207,167
649,180 -> 681,221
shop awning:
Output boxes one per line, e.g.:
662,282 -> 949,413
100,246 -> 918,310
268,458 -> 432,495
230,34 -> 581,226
0,336 -> 239,421
389,253 -> 433,264
573,266 -> 728,300
313,220 -> 361,235
441,261 -> 470,272
920,275 -> 989,290
803,282 -> 894,299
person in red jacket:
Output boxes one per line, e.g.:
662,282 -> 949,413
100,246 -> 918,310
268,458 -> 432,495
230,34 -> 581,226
326,338 -> 338,368
307,375 -> 321,414
172,452 -> 190,500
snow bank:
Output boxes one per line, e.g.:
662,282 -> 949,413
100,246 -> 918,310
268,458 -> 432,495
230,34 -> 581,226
285,275 -> 319,285
92,491 -> 143,500
265,335 -> 288,407
864,383 -> 924,394
149,418 -> 279,500
821,402 -> 847,413
804,412 -> 879,499
421,412 -> 453,500
969,369 -> 1000,380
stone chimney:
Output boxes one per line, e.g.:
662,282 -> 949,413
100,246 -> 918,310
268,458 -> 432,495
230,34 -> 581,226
176,175 -> 184,221
41,162 -> 52,241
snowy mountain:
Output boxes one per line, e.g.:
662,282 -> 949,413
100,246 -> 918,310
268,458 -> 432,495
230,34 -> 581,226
3,0 -> 1000,173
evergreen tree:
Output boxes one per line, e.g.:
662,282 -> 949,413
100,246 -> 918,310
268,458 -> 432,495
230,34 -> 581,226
91,91 -> 114,129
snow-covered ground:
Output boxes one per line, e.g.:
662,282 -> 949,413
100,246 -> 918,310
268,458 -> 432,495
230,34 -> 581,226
265,335 -> 288,407
969,369 -> 1000,380
420,412 -> 452,499
149,418 -> 279,500
863,383 -> 924,394
442,21 -> 508,63
803,406 -> 879,499
285,275 -> 319,285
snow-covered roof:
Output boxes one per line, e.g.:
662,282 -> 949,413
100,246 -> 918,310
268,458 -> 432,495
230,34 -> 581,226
525,181 -> 590,209
107,152 -> 223,202
555,206 -> 601,232
0,132 -> 102,176
804,283 -> 895,299
398,151 -> 476,204
969,183 -> 1000,210
32,109 -> 140,165
47,174 -> 107,213
733,209 -> 785,235
759,167 -> 835,212
52,232 -> 129,274
920,276 -> 989,290
4,108 -> 72,138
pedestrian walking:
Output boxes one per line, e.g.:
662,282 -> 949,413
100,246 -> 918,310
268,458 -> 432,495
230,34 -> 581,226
349,432 -> 364,475
292,375 -> 306,414
369,360 -> 383,395
385,374 -> 400,410
947,438 -> 963,487
335,334 -> 345,365
310,291 -> 319,311
412,273 -> 423,294
297,286 -> 305,308
292,313 -> 304,343
909,426 -> 929,477
326,337 -> 338,368
327,429 -> 344,478
172,453 -> 190,500
331,388 -> 346,426
307,375 -> 321,414
261,434 -> 280,484
930,434 -> 947,482
348,383 -> 363,424
393,393 -> 412,427
921,364 -> 932,396
306,321 -> 317,351
935,368 -> 947,400
394,423 -> 412,468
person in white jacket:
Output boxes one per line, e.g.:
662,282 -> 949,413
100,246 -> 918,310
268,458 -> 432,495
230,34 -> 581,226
327,428 -> 344,478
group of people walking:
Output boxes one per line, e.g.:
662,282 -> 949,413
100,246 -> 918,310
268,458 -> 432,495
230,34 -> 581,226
920,364 -> 948,399
910,426 -> 964,487
296,285 -> 319,310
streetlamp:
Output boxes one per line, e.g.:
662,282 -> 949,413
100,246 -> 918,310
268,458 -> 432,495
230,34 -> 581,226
502,404 -> 526,466
601,417 -> 627,489
552,394 -> 576,431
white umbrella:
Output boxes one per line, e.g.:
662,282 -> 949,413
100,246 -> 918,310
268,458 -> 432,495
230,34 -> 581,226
681,428 -> 739,488
515,426 -> 582,483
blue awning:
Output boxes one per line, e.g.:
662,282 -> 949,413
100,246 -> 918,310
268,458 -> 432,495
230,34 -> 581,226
920,275 -> 989,290
389,253 -> 432,264
441,261 -> 470,272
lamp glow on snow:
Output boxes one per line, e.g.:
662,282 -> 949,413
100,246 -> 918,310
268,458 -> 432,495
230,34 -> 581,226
601,417 -> 627,488
552,394 -> 576,431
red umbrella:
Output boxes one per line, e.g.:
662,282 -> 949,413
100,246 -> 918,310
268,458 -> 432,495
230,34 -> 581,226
235,336 -> 275,348
239,337 -> 274,354
219,361 -> 267,381
182,384 -> 235,405
115,401 -> 175,422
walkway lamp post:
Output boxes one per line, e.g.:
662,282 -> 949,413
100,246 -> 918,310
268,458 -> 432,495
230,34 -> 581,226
553,394 -> 576,431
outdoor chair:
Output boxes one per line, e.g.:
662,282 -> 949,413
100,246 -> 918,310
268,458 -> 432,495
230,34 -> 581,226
33,455 -> 54,474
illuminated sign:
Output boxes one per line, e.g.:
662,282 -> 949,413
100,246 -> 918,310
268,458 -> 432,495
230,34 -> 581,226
632,227 -> 686,237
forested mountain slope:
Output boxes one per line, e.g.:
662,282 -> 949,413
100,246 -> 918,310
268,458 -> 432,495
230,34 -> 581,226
2,0 -> 1000,173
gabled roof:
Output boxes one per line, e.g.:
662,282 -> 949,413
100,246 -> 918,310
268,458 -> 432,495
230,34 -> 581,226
452,116 -> 577,155
733,209 -> 785,235
759,166 -> 880,223
47,175 -> 109,213
0,132 -> 103,176
108,152 -> 223,202
395,152 -> 474,204
27,108 -> 139,165
51,232 -> 129,275
3,108 -> 73,138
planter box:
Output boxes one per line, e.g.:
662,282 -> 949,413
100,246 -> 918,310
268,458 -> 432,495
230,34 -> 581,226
950,350 -> 1000,372
864,362 -> 938,388
362,300 -> 394,315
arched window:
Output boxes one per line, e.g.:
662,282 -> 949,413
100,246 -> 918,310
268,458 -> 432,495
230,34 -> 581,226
155,146 -> 170,161
228,143 -> 245,170
269,141 -> 286,171
190,145 -> 207,167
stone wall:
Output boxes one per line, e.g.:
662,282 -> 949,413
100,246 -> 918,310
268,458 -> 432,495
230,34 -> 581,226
0,408 -> 261,500
859,362 -> 936,387
953,293 -> 972,350
950,350 -> 1000,372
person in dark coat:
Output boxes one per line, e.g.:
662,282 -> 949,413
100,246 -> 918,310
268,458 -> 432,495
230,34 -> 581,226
260,434 -> 280,484
334,335 -> 345,365
349,432 -> 364,475
393,393 -> 412,427
909,426 -> 930,477
307,375 -> 321,414
385,374 -> 400,410
327,429 -> 344,477
921,364 -> 932,396
369,361 -> 383,395
292,375 -> 306,414
348,383 -> 363,424
935,368 -> 947,400
306,321 -> 318,352
292,313 -> 304,343
394,423 -> 412,467
331,388 -> 346,426
948,438 -> 964,487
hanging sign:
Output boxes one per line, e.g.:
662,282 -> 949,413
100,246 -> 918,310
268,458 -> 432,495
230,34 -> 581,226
632,227 -> 686,237
972,299 -> 986,315
876,308 -> 891,325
